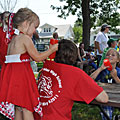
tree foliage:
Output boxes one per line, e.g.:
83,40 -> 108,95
51,0 -> 120,29
51,0 -> 120,46
73,22 -> 82,43
51,0 -> 82,20
90,0 -> 120,33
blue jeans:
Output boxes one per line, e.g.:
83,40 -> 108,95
100,106 -> 114,120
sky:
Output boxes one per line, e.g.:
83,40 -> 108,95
13,0 -> 77,26
1,0 -> 120,26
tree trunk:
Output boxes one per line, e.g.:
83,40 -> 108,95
81,0 -> 90,50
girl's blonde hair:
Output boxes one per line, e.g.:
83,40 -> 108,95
106,48 -> 120,62
13,8 -> 39,28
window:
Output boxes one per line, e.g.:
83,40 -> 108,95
43,27 -> 51,33
49,28 -> 51,32
44,28 -> 46,32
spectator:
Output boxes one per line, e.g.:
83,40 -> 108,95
49,32 -> 59,59
78,42 -> 86,60
95,23 -> 111,67
90,48 -> 120,120
99,38 -> 118,67
76,42 -> 88,70
53,32 -> 58,40
86,47 -> 97,70
0,11 -> 10,66
37,39 -> 108,120
116,39 -> 120,52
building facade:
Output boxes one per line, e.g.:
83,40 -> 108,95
38,23 -> 74,44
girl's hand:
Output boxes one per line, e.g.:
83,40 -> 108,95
50,43 -> 58,53
110,69 -> 117,78
100,63 -> 109,71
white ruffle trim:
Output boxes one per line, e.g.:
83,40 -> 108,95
5,54 -> 30,63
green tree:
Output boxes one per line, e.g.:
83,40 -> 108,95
90,0 -> 120,33
73,21 -> 82,43
51,0 -> 91,49
96,0 -> 120,34
51,0 -> 120,49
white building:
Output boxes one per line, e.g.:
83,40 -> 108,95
38,23 -> 74,44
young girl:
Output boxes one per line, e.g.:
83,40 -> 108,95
90,48 -> 120,120
0,8 -> 58,120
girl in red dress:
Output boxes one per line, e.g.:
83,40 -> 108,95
0,8 -> 58,120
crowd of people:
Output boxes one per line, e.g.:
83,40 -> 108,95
75,24 -> 120,120
0,7 -> 120,120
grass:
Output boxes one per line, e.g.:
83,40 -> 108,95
72,103 -> 120,120
72,102 -> 101,120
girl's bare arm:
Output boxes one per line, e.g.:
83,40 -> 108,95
23,35 -> 58,62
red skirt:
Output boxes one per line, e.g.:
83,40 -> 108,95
0,62 -> 42,119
